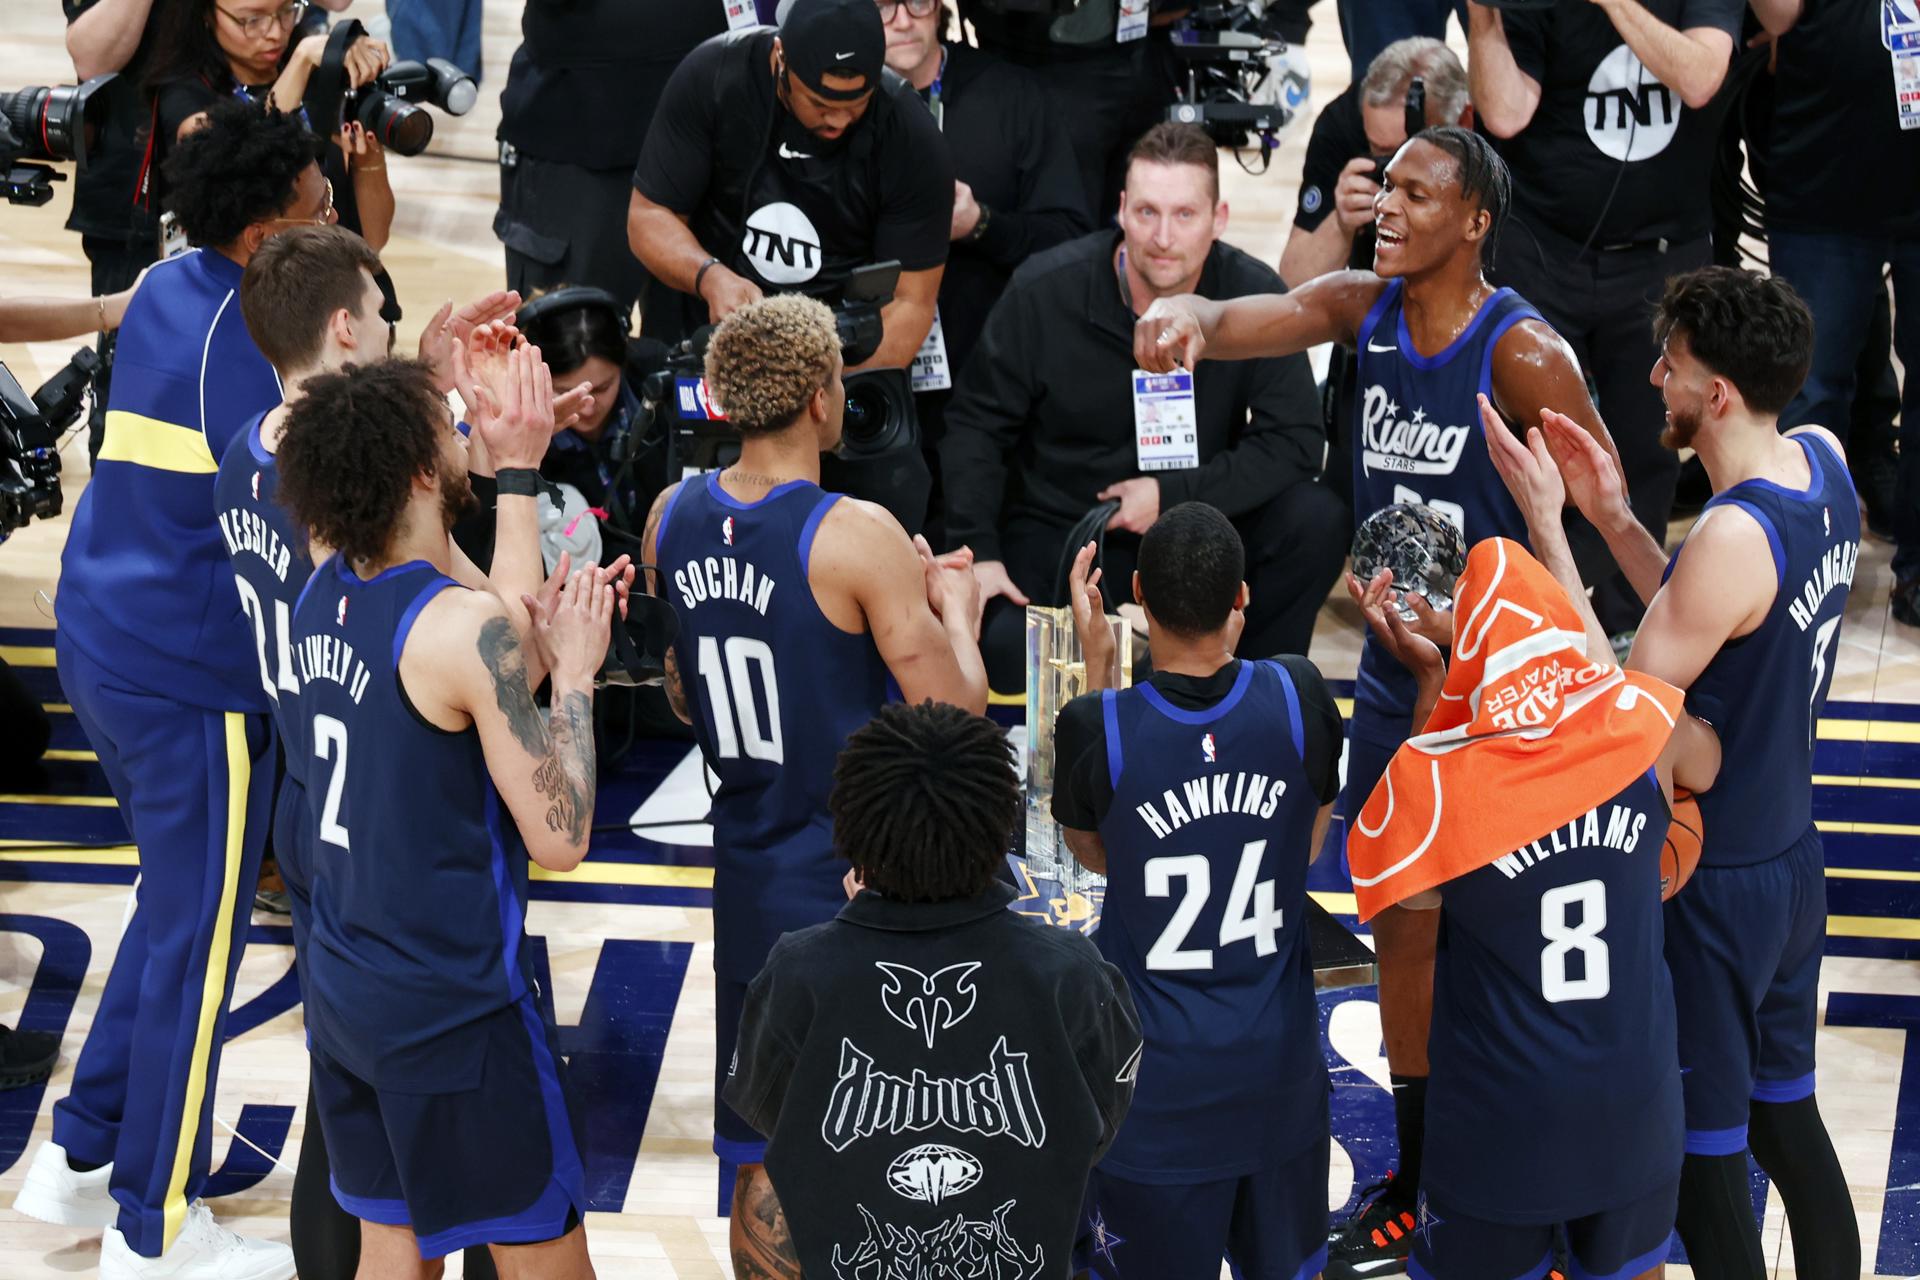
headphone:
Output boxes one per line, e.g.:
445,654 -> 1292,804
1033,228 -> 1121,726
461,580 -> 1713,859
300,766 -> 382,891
515,285 -> 631,343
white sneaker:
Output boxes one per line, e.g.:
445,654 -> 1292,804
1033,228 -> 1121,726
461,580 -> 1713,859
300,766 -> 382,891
10,1139 -> 116,1228
100,1201 -> 295,1280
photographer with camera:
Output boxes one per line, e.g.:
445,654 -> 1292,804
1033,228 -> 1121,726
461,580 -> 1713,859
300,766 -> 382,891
145,0 -> 396,249
8,100 -> 330,1280
941,123 -> 1344,694
879,0 -> 1090,537
496,0 -> 727,319
1469,0 -> 1742,638
626,0 -> 951,368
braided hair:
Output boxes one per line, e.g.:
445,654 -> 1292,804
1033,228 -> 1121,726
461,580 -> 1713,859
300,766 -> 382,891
830,702 -> 1021,903
1412,124 -> 1513,265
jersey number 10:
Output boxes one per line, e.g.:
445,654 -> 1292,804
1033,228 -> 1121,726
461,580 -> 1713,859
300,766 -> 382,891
697,635 -> 784,764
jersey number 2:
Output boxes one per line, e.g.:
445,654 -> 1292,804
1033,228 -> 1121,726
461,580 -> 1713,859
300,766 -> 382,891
1143,840 -> 1285,971
697,635 -> 784,764
1540,879 -> 1609,1002
313,714 -> 350,850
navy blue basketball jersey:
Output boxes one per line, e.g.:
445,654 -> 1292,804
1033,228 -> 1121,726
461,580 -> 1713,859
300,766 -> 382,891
1094,660 -> 1327,1183
657,474 -> 891,981
214,413 -> 318,899
291,558 -> 534,1089
1352,281 -> 1539,723
1424,771 -> 1680,1223
1672,434 -> 1858,866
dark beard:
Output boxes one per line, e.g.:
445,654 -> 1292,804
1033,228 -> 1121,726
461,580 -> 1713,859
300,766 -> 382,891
440,471 -> 478,529
1660,403 -> 1701,451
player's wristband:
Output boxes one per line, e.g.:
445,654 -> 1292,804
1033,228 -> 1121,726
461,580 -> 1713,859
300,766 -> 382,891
495,467 -> 552,500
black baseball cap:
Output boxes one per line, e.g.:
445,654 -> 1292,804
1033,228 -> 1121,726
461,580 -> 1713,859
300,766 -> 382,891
776,0 -> 885,102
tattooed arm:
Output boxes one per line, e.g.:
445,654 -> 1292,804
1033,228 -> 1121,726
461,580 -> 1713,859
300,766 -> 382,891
403,577 -> 610,871
641,481 -> 692,725
731,1166 -> 801,1280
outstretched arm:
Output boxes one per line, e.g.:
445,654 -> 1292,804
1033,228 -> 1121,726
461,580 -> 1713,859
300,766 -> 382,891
1133,271 -> 1383,372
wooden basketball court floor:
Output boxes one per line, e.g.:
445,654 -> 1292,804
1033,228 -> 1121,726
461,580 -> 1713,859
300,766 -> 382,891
3,5 -> 1919,1276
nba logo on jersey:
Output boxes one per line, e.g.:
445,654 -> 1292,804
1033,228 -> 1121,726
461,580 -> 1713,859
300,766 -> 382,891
336,596 -> 348,625
251,471 -> 260,500
723,516 -> 735,547
1202,733 -> 1217,763
1824,507 -> 1831,535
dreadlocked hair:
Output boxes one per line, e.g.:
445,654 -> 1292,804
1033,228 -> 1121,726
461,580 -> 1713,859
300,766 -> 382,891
831,701 -> 1020,903
277,359 -> 446,568
1413,124 -> 1512,265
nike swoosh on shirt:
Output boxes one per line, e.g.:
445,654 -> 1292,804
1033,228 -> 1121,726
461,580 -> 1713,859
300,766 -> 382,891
1366,340 -> 1398,353
1347,1260 -> 1407,1275
835,50 -> 856,59
778,143 -> 813,160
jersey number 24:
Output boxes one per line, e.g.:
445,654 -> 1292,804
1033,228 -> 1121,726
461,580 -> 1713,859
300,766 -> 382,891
1143,840 -> 1286,971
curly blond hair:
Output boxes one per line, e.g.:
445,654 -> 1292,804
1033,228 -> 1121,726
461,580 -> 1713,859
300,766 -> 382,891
704,294 -> 840,436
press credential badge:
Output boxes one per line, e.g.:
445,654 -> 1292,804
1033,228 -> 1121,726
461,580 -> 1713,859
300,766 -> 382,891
723,0 -> 758,32
1132,370 -> 1199,472
910,309 -> 952,393
1886,0 -> 1920,130
1118,0 -> 1151,43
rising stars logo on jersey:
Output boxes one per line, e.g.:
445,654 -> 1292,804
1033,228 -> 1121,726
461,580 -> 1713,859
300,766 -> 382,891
722,516 -> 735,547
1202,733 -> 1217,763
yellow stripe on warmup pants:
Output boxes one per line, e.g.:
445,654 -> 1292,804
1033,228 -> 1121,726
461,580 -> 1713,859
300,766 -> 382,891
95,410 -> 217,474
159,713 -> 249,1251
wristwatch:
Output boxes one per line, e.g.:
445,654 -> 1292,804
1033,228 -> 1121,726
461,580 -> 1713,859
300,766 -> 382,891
964,203 -> 992,244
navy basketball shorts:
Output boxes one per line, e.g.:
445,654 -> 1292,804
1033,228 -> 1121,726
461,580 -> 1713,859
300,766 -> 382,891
1339,723 -> 1402,860
1078,1134 -> 1329,1280
311,996 -> 587,1258
1664,824 -> 1826,1153
1410,1178 -> 1678,1280
715,976 -> 768,1165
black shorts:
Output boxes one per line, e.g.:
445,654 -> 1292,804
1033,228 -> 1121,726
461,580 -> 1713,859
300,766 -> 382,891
311,997 -> 586,1258
715,976 -> 768,1165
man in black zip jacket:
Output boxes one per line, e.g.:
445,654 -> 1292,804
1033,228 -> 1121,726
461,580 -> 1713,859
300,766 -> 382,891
941,123 -> 1345,693
725,700 -> 1141,1277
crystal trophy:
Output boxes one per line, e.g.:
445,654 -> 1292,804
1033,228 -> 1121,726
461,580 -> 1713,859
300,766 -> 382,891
1023,604 -> 1132,907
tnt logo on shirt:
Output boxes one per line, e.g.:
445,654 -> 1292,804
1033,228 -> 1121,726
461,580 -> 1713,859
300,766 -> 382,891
1584,45 -> 1682,161
742,202 -> 823,285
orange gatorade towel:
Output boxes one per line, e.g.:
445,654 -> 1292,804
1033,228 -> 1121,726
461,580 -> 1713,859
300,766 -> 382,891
1347,538 -> 1684,921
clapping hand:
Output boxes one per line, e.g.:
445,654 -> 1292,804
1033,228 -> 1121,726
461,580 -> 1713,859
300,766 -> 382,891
423,290 -> 521,394
1067,540 -> 1119,691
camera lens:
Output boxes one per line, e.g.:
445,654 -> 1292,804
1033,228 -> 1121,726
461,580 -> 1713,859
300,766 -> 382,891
0,76 -> 114,167
354,91 -> 434,157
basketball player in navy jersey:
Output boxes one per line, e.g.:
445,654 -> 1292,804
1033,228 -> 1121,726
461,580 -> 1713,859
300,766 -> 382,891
638,293 -> 988,1270
1052,503 -> 1343,1280
1488,267 -> 1862,1279
1350,538 -> 1722,1280
218,223 -> 577,1280
1134,125 -> 1610,1273
277,354 -> 624,1278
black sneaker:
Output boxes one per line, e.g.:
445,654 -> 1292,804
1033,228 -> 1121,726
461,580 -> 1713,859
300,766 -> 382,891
1326,1174 -> 1418,1279
1894,577 -> 1920,629
0,1024 -> 60,1090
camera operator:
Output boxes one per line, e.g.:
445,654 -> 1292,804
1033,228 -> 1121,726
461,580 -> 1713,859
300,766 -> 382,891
496,0 -> 727,318
1280,37 -> 1471,288
10,99 -> 329,1275
941,123 -> 1345,693
145,0 -> 396,249
1755,0 -> 1919,627
626,0 -> 951,367
878,0 -> 1090,537
1469,0 -> 1742,637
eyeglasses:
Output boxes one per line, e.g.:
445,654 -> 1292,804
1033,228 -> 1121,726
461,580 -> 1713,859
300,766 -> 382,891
876,0 -> 940,18
271,177 -> 335,227
214,0 -> 309,40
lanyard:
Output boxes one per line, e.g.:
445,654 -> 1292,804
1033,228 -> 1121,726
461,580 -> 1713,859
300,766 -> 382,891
926,47 -> 947,131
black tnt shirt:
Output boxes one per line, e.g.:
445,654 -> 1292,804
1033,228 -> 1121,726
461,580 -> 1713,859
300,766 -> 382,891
63,0 -> 161,244
1497,0 -> 1744,245
499,0 -> 725,171
632,28 -> 953,335
1766,0 -> 1920,238
1052,656 -> 1346,831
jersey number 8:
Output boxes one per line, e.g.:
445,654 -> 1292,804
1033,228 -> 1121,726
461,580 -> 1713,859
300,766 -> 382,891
1143,840 -> 1286,971
1540,878 -> 1609,1003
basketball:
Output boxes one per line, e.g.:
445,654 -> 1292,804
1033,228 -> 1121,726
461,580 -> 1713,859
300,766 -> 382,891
1661,788 -> 1704,901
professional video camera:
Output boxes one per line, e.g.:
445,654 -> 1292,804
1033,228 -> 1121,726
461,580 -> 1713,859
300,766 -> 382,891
646,263 -> 925,528
302,21 -> 476,157
0,75 -> 116,206
1165,2 -> 1303,167
0,349 -> 100,544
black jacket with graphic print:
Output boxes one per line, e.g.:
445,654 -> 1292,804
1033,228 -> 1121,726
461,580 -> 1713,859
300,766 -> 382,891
726,881 -> 1140,1278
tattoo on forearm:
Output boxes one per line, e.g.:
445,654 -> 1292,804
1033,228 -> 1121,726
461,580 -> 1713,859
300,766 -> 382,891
534,690 -> 595,845
476,618 -> 596,845
478,616 -> 546,754
663,645 -> 689,721
732,1168 -> 800,1280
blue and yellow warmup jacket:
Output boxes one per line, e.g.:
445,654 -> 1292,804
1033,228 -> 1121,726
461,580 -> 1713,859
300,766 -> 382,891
57,248 -> 283,712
